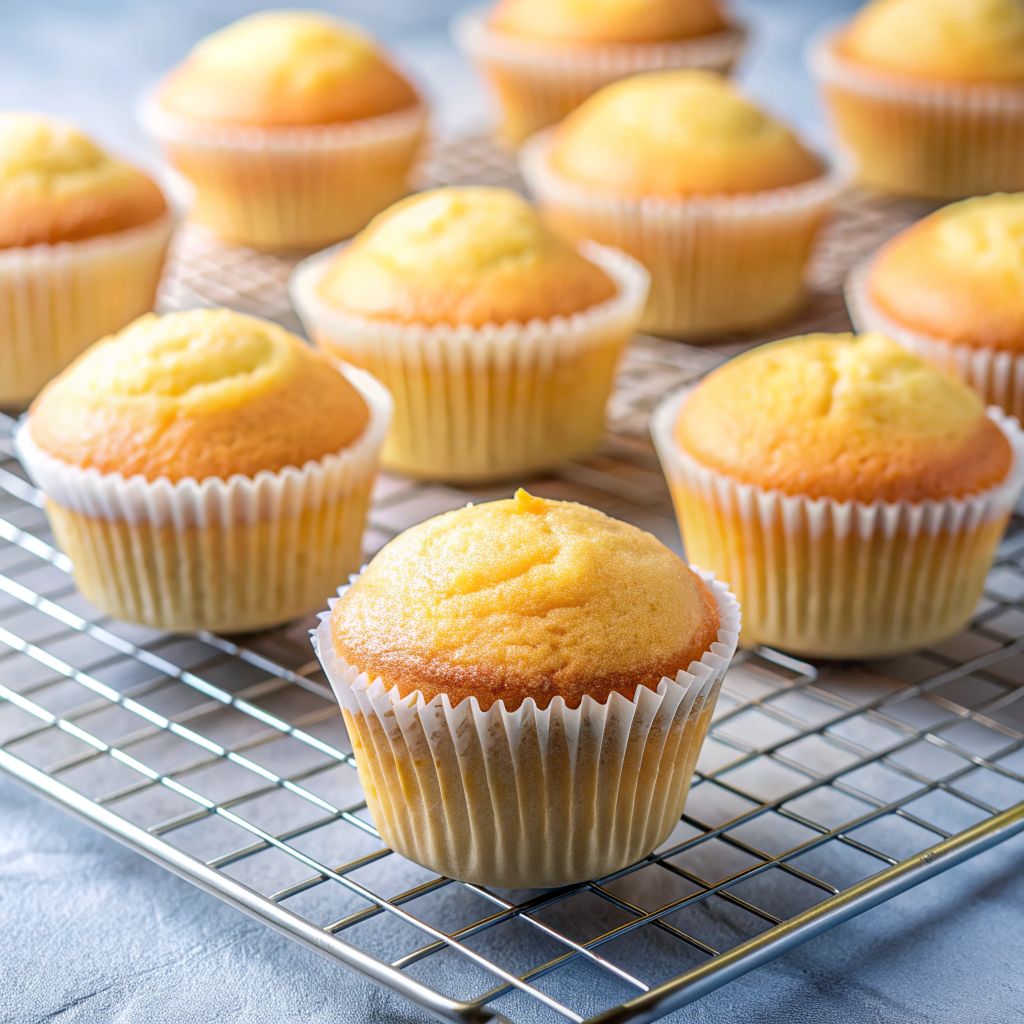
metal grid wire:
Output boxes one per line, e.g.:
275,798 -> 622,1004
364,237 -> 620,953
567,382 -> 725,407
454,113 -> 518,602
3,136 -> 1024,1023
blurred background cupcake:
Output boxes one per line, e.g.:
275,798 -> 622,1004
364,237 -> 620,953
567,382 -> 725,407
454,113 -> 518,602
142,10 -> 429,250
652,332 -> 1024,658
453,0 -> 745,144
809,0 -> 1024,198
0,112 -> 175,409
847,193 -> 1024,420
291,185 -> 649,482
521,70 -> 846,338
17,308 -> 391,632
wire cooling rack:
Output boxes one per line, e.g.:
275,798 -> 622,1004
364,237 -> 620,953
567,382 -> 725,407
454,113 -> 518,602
3,136 -> 1024,1024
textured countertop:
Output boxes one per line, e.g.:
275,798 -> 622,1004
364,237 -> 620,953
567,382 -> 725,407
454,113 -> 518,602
3,2 -> 1024,1022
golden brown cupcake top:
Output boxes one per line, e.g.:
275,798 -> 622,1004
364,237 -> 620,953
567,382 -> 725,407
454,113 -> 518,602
547,71 -> 822,198
316,186 -> 617,326
490,0 -> 729,44
675,332 -> 1013,503
868,193 -> 1024,352
157,10 -> 419,126
0,112 -> 168,249
331,489 -> 721,711
29,309 -> 368,483
838,0 -> 1024,82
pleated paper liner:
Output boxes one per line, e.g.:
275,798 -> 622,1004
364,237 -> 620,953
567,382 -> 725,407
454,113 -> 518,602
846,256 -> 1024,425
808,26 -> 1024,200
652,388 -> 1024,659
453,5 -> 746,144
289,241 -> 650,483
312,568 -> 740,888
140,96 -> 429,250
15,365 -> 392,633
519,129 -> 849,339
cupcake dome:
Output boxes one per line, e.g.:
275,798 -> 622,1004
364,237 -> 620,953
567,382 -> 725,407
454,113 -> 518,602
866,193 -> 1024,351
29,308 -> 369,482
331,488 -> 721,711
490,0 -> 729,43
675,332 -> 1012,503
0,112 -> 167,248
157,10 -> 419,125
317,186 -> 616,326
838,0 -> 1024,82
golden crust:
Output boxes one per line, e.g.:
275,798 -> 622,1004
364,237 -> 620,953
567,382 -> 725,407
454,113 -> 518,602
548,71 -> 822,198
317,186 -> 617,326
675,332 -> 1013,504
331,490 -> 721,711
29,309 -> 368,482
0,112 -> 167,249
838,0 -> 1024,83
868,193 -> 1024,353
490,0 -> 728,44
157,10 -> 419,126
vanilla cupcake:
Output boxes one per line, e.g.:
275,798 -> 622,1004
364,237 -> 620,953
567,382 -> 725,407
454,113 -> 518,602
290,186 -> 649,482
142,10 -> 428,249
810,0 -> 1024,198
453,0 -> 745,144
313,489 -> 740,887
847,193 -> 1024,421
652,332 -> 1024,658
520,70 -> 846,338
17,309 -> 390,631
0,113 -> 175,407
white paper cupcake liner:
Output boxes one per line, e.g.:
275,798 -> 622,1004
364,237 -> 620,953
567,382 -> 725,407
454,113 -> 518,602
453,5 -> 746,143
140,95 -> 429,249
520,130 -> 850,338
312,565 -> 740,888
808,26 -> 1024,199
290,240 -> 650,482
652,388 -> 1024,658
16,364 -> 393,632
846,256 -> 1024,428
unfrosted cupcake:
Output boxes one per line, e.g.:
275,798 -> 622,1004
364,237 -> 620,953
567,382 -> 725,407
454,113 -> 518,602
17,309 -> 391,631
290,185 -> 649,482
313,488 -> 740,887
809,0 -> 1024,198
521,70 -> 846,338
453,0 -> 745,143
847,193 -> 1024,420
0,113 -> 175,407
143,10 -> 428,249
652,332 -> 1024,657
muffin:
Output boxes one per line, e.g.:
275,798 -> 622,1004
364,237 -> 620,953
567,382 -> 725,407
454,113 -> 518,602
453,0 -> 745,144
652,332 -> 1024,658
290,186 -> 649,482
847,193 -> 1024,421
0,113 -> 175,407
142,10 -> 428,249
313,489 -> 740,887
809,0 -> 1024,198
520,70 -> 846,338
17,309 -> 391,632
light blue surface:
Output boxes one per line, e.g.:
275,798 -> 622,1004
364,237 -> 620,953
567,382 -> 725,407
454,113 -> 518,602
3,2 -> 1024,1022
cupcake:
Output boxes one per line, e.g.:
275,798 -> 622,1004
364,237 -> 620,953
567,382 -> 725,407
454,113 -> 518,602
0,113 -> 175,407
453,0 -> 745,144
520,70 -> 847,338
847,193 -> 1024,421
652,332 -> 1024,658
142,10 -> 428,250
17,309 -> 391,632
313,488 -> 740,888
290,185 -> 650,482
809,0 -> 1024,199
